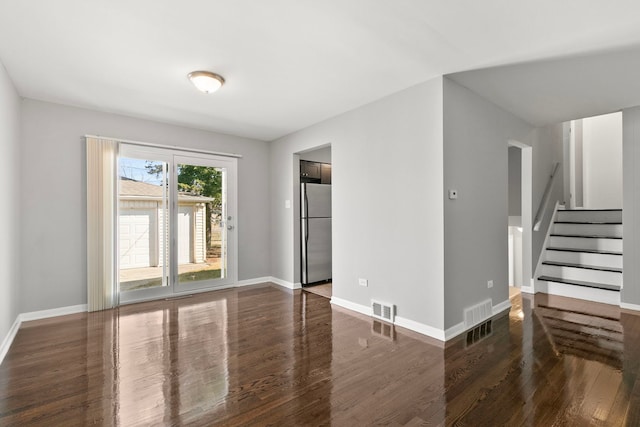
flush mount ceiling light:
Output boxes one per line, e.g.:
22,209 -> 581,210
188,71 -> 225,94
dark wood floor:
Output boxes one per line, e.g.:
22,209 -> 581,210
1,283 -> 639,426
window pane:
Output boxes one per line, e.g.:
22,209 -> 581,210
176,163 -> 226,286
118,157 -> 169,291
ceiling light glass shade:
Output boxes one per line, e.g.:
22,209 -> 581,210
188,71 -> 225,93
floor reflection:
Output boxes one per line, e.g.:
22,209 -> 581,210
91,297 -> 231,426
3,285 -> 640,425
532,295 -> 624,369
442,291 -> 634,425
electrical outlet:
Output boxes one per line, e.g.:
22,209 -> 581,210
359,278 -> 368,287
487,280 -> 493,288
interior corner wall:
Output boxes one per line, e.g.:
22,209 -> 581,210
19,100 -> 271,313
270,77 -> 445,331
443,77 -> 543,330
0,61 -> 21,345
622,107 -> 640,306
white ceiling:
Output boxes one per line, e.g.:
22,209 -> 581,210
448,45 -> 640,126
2,1 -> 640,140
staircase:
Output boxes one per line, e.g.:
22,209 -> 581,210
537,209 -> 622,305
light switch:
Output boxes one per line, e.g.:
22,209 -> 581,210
285,200 -> 291,209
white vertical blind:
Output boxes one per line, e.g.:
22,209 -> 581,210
86,137 -> 119,311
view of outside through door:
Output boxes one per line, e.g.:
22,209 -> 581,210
119,157 -> 169,291
118,157 -> 226,292
175,162 -> 227,287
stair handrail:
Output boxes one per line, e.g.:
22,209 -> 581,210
533,162 -> 560,232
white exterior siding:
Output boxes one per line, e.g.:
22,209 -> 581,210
119,200 -> 208,269
194,203 -> 207,263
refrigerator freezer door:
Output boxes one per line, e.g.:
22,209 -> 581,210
301,183 -> 331,218
301,217 -> 332,284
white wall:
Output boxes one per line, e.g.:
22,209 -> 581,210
270,78 -> 445,332
582,112 -> 623,209
0,61 -> 21,349
442,78 -> 562,329
20,100 -> 271,313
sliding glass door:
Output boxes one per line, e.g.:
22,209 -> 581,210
174,155 -> 234,293
118,145 -> 237,303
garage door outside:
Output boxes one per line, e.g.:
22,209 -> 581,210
119,209 -> 155,269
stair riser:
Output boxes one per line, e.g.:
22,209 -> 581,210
536,280 -> 621,306
541,265 -> 622,286
545,251 -> 623,269
556,210 -> 622,223
554,223 -> 622,238
549,236 -> 622,252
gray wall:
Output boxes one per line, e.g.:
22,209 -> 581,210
531,123 -> 564,272
20,100 -> 271,313
270,78 -> 445,330
442,78 -> 562,329
0,62 -> 21,346
508,146 -> 521,216
623,107 -> 640,306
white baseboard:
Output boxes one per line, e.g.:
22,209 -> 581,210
0,315 -> 21,366
493,299 -> 512,315
1,303 -> 88,366
268,277 -> 302,290
330,297 -> 371,316
442,299 -> 512,341
520,278 -> 536,294
330,297 -> 448,342
620,302 -> 640,311
520,285 -> 535,294
444,322 -> 465,341
395,316 -> 446,341
236,277 -> 272,287
19,304 -> 87,322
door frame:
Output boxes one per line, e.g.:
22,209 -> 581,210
508,140 -> 533,293
173,153 -> 238,294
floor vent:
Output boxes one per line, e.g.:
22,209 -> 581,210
371,300 -> 394,323
372,320 -> 396,340
465,320 -> 493,347
464,299 -> 493,328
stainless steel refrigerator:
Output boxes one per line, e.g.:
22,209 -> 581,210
301,183 -> 332,285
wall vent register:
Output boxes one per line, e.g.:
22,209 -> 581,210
372,300 -> 395,323
464,299 -> 493,328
